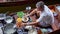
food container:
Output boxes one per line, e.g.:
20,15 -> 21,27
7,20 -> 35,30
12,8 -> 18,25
16,18 -> 22,28
22,16 -> 32,23
17,11 -> 24,18
0,14 -> 6,20
3,23 -> 16,34
4,16 -> 13,24
22,16 -> 29,22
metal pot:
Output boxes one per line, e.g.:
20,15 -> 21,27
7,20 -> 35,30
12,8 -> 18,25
4,16 -> 13,24
3,23 -> 16,34
0,14 -> 6,20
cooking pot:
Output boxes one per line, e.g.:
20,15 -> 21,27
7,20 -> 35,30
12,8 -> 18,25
0,14 -> 6,20
3,23 -> 16,34
4,16 -> 13,24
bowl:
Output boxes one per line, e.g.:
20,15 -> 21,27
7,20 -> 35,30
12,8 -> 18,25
22,16 -> 29,22
0,14 -> 6,20
4,16 -> 13,24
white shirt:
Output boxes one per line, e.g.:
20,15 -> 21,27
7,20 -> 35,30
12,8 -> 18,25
36,5 -> 54,27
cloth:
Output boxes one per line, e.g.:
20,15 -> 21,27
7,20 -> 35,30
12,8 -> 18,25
36,5 -> 54,27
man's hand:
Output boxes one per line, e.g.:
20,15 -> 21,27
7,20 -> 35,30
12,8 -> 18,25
21,23 -> 27,26
25,14 -> 30,17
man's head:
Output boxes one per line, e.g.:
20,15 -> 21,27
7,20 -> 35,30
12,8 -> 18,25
36,1 -> 44,11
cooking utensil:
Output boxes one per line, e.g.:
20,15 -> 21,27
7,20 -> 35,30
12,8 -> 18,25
4,16 -> 13,24
3,23 -> 16,34
22,16 -> 32,23
0,14 -> 6,20
22,16 -> 29,22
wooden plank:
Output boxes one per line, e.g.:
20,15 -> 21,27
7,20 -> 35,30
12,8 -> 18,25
0,0 -> 39,7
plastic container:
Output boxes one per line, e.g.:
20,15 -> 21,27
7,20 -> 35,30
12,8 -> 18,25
17,11 -> 24,18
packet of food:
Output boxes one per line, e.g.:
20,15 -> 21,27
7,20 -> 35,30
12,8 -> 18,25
16,18 -> 22,28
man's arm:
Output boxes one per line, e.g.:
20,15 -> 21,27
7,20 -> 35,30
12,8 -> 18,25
23,14 -> 43,26
26,9 -> 36,16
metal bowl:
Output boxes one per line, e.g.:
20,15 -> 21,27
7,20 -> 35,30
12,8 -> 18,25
0,14 -> 6,20
22,16 -> 29,22
4,16 -> 13,24
3,23 -> 16,34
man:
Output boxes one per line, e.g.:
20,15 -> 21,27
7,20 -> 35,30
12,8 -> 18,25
21,1 -> 57,33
